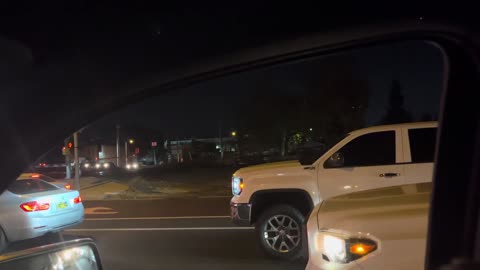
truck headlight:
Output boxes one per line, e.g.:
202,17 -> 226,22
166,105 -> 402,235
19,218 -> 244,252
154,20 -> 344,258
322,234 -> 377,263
232,177 -> 244,195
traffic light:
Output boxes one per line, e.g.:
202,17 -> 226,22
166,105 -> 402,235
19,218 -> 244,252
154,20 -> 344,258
62,141 -> 73,155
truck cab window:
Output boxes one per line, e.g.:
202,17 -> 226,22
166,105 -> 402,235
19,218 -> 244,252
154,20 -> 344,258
336,131 -> 396,167
409,128 -> 437,163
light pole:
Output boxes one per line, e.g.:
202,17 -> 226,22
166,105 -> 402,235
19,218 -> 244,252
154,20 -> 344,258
73,132 -> 80,190
116,124 -> 120,167
125,139 -> 134,167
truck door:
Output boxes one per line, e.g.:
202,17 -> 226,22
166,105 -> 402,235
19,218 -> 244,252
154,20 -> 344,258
317,129 -> 405,200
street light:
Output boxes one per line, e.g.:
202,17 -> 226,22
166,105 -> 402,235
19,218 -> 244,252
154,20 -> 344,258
309,128 -> 313,131
231,131 -> 237,137
125,139 -> 134,168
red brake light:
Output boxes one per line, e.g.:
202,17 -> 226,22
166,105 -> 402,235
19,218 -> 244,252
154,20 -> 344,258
73,196 -> 82,204
20,201 -> 50,212
65,184 -> 72,190
31,174 -> 40,178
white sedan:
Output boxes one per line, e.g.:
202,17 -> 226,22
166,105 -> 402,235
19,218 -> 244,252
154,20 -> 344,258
0,178 -> 84,251
306,182 -> 430,270
17,173 -> 72,190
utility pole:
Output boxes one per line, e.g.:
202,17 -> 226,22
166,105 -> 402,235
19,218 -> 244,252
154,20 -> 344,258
219,125 -> 223,160
125,140 -> 128,167
64,138 -> 71,179
73,132 -> 80,190
116,124 -> 120,167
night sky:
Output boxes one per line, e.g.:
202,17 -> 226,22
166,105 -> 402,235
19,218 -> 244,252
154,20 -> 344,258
0,7 -> 445,145
88,40 -> 444,140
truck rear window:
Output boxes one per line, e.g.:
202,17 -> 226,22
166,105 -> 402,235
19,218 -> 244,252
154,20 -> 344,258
8,179 -> 58,194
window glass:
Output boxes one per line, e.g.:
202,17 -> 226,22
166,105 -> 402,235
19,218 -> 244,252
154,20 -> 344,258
337,131 -> 396,167
409,128 -> 437,163
18,40 -> 444,268
8,179 -> 58,194
37,174 -> 56,182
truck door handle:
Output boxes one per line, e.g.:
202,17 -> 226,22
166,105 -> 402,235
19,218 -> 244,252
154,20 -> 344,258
303,166 -> 316,170
379,172 -> 399,178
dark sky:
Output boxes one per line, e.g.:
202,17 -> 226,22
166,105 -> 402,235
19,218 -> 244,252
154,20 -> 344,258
88,40 -> 444,140
0,7 -> 445,144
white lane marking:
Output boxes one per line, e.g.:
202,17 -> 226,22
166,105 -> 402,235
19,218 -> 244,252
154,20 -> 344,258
84,207 -> 118,215
85,216 -> 230,221
66,227 -> 254,232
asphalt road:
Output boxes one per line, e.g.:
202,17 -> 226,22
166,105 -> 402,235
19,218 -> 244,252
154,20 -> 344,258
8,197 -> 305,270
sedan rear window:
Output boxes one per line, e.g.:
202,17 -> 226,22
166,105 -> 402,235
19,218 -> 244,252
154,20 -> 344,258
8,179 -> 58,194
36,174 -> 57,183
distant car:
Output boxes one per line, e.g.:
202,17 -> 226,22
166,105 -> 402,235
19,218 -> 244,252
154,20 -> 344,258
17,173 -> 72,190
305,182 -> 430,270
126,162 -> 139,170
0,178 -> 84,250
83,161 -> 117,176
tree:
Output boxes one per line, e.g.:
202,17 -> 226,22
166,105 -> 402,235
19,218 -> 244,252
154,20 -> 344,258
236,59 -> 369,157
381,80 -> 413,124
302,60 -> 370,146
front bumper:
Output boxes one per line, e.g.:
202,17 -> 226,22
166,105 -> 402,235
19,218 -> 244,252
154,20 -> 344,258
230,202 -> 252,226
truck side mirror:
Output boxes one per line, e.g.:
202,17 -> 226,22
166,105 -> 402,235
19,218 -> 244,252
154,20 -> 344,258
297,147 -> 322,166
325,151 -> 344,168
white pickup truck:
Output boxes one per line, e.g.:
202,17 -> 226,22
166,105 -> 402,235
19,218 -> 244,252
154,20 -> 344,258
230,122 -> 437,260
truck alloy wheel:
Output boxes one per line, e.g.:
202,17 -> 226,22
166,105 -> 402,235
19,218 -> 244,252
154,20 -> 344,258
256,204 -> 305,260
263,214 -> 301,253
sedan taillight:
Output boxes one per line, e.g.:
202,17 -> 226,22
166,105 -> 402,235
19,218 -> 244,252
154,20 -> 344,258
73,196 -> 82,204
20,201 -> 50,212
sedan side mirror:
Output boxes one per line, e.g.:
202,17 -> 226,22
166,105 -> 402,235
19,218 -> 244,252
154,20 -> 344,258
325,151 -> 344,168
0,238 -> 102,270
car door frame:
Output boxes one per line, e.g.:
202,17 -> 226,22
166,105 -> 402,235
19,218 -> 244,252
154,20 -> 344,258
1,18 -> 479,270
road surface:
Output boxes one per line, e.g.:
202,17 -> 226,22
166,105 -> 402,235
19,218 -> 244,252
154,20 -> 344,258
7,197 -> 306,270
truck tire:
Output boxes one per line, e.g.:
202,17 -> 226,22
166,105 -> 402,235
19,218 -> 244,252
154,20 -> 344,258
256,204 -> 305,260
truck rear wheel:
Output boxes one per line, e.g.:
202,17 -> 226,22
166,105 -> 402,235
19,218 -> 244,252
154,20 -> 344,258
256,204 -> 305,260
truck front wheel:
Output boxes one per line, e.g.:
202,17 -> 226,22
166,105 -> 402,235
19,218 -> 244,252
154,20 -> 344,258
256,204 -> 305,260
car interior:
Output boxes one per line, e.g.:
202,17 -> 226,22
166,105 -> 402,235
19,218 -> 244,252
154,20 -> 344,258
0,5 -> 479,270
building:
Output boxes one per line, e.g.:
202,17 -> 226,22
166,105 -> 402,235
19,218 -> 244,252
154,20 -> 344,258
167,137 -> 238,164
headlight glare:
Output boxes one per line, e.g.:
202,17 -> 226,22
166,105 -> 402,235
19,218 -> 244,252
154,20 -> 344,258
323,235 -> 346,263
232,177 -> 243,195
322,233 -> 377,264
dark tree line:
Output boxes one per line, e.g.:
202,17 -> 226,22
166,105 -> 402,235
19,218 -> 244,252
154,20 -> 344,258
236,60 -> 370,157
380,80 -> 413,125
